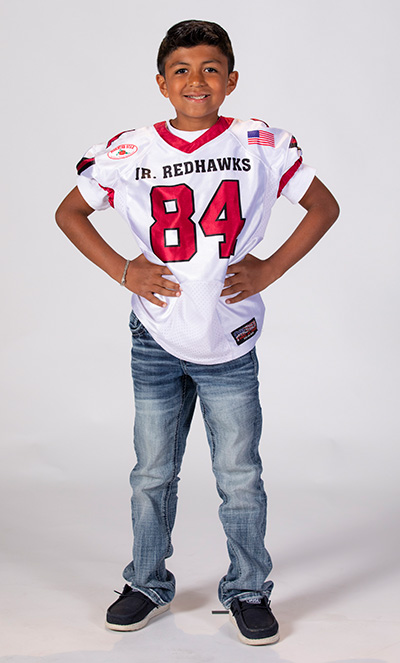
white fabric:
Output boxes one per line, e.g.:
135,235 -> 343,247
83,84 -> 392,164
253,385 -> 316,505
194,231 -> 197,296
166,120 -> 206,142
77,118 -> 316,364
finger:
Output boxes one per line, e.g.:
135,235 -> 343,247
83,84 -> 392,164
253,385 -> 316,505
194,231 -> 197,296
222,277 -> 240,289
225,291 -> 249,304
221,283 -> 244,296
160,265 -> 174,276
224,271 -> 246,285
225,265 -> 240,276
144,292 -> 168,308
152,284 -> 181,297
160,278 -> 181,291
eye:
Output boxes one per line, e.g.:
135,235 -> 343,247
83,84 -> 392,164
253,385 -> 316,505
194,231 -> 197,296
174,68 -> 187,74
204,67 -> 218,73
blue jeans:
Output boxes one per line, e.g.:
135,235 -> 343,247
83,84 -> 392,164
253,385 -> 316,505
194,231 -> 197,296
123,311 -> 273,608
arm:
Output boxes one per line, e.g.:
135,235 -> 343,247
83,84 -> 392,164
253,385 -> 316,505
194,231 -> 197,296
221,177 -> 340,304
55,186 -> 180,307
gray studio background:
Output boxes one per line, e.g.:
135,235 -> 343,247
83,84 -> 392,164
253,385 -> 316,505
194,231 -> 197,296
1,1 -> 399,662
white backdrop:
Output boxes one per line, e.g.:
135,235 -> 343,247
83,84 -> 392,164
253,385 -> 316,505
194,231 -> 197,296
1,1 -> 399,662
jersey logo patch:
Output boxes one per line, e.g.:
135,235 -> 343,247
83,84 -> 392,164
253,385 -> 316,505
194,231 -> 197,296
107,144 -> 138,160
231,318 -> 258,345
247,130 -> 275,147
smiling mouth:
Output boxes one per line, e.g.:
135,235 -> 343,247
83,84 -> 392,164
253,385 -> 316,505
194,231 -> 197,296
184,94 -> 210,100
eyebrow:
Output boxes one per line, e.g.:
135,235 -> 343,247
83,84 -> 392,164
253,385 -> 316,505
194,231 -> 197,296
167,59 -> 223,69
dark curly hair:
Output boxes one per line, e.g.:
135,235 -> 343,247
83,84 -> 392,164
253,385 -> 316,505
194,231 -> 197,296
157,20 -> 235,76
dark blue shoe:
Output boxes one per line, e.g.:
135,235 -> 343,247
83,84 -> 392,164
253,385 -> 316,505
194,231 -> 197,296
229,597 -> 279,645
106,585 -> 170,631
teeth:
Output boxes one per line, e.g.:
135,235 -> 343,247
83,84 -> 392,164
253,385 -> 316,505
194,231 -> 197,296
186,95 -> 207,99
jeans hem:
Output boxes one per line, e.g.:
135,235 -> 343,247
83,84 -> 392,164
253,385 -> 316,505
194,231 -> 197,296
222,589 -> 273,610
127,583 -> 172,607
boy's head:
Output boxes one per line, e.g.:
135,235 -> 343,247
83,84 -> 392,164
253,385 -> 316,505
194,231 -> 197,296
155,20 -> 238,131
157,20 -> 234,77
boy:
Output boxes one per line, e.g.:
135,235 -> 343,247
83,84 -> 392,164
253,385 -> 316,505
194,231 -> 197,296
55,20 -> 339,646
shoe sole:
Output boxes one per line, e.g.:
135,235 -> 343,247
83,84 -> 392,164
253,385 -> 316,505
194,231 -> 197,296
229,612 -> 280,646
106,603 -> 170,631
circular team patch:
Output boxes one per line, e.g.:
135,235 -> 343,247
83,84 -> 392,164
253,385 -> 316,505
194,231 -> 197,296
107,144 -> 138,159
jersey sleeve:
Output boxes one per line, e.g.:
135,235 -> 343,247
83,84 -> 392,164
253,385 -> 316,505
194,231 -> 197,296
278,135 -> 316,204
76,142 -> 113,211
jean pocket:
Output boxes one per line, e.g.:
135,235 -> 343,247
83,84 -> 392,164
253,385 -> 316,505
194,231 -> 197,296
129,311 -> 147,337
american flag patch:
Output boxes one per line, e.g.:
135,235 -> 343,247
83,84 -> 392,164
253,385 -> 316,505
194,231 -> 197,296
247,130 -> 275,147
231,318 -> 258,346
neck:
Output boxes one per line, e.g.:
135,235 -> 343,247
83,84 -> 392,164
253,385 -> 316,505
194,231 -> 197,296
170,114 -> 220,132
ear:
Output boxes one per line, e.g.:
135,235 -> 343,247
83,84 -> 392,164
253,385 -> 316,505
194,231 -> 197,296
156,74 -> 169,98
226,70 -> 239,97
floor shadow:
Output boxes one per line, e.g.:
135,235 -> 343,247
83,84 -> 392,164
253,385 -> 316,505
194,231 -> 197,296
272,512 -> 400,626
170,582 -> 216,612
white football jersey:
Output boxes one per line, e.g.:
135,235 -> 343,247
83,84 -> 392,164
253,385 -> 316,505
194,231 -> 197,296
77,117 -> 315,364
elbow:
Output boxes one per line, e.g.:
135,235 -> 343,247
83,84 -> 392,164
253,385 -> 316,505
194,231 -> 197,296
322,191 -> 340,229
55,204 -> 63,228
55,187 -> 93,232
55,208 -> 70,236
55,201 -> 72,232
328,196 -> 340,226
55,203 -> 75,237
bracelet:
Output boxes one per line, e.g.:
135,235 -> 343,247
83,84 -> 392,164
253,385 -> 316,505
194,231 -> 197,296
120,259 -> 131,286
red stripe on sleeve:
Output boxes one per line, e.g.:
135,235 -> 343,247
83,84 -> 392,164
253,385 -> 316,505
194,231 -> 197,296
277,157 -> 303,198
76,157 -> 95,174
99,184 -> 115,208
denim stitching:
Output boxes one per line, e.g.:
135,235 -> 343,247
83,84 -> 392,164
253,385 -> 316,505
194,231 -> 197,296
200,398 -> 243,582
129,311 -> 147,338
250,347 -> 259,378
158,374 -> 188,578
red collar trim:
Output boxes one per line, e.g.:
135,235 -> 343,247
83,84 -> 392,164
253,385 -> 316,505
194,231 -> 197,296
153,117 -> 234,153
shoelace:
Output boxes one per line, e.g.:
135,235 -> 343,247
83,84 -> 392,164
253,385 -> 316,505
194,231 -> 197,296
232,598 -> 271,616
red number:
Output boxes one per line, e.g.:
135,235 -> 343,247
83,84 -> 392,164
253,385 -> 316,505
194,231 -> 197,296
150,185 -> 196,262
199,181 -> 245,258
150,181 -> 245,262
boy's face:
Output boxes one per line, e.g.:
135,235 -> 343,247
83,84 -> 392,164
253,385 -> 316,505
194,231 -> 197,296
156,44 -> 238,131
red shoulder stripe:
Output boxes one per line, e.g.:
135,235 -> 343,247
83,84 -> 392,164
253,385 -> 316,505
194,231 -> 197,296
106,130 -> 135,149
251,118 -> 269,127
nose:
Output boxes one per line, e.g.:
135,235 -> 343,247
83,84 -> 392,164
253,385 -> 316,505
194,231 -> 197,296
188,69 -> 205,86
